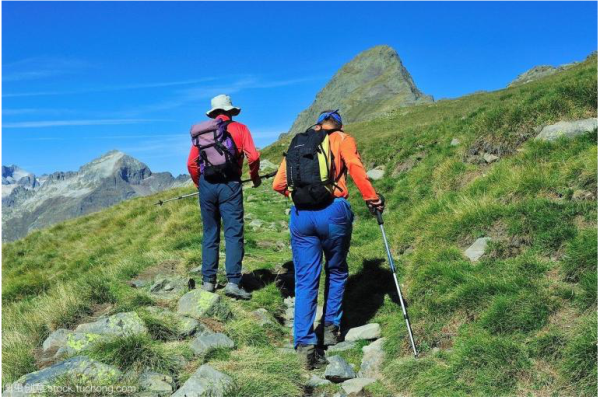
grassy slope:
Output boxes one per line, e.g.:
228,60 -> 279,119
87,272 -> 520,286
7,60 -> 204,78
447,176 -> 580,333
3,55 -> 597,396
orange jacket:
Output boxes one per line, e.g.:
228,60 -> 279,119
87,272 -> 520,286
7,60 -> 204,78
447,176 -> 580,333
272,130 -> 378,201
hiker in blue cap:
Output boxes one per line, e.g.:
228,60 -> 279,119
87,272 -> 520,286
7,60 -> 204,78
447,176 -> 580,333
273,109 -> 384,368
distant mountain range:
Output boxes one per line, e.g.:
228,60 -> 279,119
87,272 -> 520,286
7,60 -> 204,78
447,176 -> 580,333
2,151 -> 190,241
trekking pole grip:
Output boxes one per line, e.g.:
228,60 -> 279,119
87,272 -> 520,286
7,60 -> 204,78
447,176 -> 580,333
376,210 -> 384,225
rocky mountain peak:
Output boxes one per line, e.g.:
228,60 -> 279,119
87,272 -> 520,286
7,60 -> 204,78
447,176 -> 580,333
287,45 -> 433,134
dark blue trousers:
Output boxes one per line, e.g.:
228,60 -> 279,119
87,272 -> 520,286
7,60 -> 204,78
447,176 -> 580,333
199,175 -> 244,285
290,198 -> 354,347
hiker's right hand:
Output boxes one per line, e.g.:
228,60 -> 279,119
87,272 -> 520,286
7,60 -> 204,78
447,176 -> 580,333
252,176 -> 262,188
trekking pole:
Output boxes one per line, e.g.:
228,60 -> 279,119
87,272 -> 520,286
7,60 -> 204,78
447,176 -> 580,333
369,195 -> 419,358
154,170 -> 278,206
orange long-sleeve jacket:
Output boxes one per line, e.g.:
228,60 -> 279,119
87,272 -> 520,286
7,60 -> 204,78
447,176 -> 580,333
272,130 -> 378,201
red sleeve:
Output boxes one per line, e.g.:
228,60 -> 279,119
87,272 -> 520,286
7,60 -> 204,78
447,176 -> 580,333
187,145 -> 200,187
241,126 -> 261,180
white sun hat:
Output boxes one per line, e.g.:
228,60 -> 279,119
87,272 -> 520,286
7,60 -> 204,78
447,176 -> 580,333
206,94 -> 241,117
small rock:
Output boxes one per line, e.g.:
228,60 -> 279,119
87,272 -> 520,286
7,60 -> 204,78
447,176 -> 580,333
535,118 -> 598,142
75,312 -> 147,337
366,168 -> 385,181
259,159 -> 278,172
145,306 -> 204,338
189,266 -> 202,274
149,275 -> 193,300
172,365 -> 234,397
464,237 -> 492,262
284,296 -> 295,308
285,208 -> 291,216
177,289 -> 232,321
42,329 -> 70,352
572,189 -> 594,201
341,378 -> 376,396
345,323 -> 381,341
306,374 -> 331,387
327,341 -> 356,353
3,356 -> 121,396
130,279 -> 148,288
252,308 -> 275,327
138,371 -> 174,396
483,153 -> 499,163
190,332 -> 234,356
450,138 -> 460,146
324,355 -> 356,383
358,338 -> 385,379
248,220 -> 264,231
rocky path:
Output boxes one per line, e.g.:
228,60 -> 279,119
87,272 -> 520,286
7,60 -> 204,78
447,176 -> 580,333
4,263 -> 388,397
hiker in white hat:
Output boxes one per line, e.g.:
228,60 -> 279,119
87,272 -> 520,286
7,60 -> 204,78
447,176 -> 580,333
206,94 -> 241,118
187,94 -> 262,300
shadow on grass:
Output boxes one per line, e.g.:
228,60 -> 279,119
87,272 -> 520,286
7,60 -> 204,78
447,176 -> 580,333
342,258 -> 398,335
241,261 -> 295,298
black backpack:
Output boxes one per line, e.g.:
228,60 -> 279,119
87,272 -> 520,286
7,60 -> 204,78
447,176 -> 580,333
285,128 -> 341,209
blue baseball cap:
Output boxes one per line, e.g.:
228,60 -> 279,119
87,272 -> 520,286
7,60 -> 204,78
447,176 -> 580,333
317,109 -> 342,125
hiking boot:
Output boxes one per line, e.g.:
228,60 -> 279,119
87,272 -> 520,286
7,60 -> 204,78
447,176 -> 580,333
296,344 -> 327,370
201,281 -> 216,293
224,283 -> 251,300
323,324 -> 340,346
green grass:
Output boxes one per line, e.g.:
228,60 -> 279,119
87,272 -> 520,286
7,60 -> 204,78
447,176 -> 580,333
84,334 -> 177,374
2,54 -> 597,395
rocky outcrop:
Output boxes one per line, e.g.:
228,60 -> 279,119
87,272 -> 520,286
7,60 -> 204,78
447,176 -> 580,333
3,356 -> 121,397
286,45 -> 432,135
177,289 -> 232,321
172,365 -> 234,397
2,150 -> 191,242
534,118 -> 598,142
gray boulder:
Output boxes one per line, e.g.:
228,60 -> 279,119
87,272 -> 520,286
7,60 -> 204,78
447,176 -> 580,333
483,153 -> 499,163
324,355 -> 356,383
172,365 -> 234,397
75,312 -> 147,337
145,306 -> 204,338
464,237 -> 491,262
366,169 -> 385,181
177,289 -> 232,321
345,323 -> 381,341
341,378 -> 377,396
327,341 -> 356,353
251,308 -> 276,327
190,333 -> 234,356
306,374 -> 331,388
42,329 -> 71,352
358,338 -> 385,379
138,371 -> 174,397
3,356 -> 121,397
535,118 -> 597,142
149,275 -> 193,300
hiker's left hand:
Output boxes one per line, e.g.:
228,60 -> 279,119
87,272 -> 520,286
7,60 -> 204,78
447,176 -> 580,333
367,197 -> 384,213
252,176 -> 262,188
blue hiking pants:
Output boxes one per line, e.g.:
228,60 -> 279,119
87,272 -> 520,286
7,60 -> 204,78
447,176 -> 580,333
199,175 -> 244,285
290,198 -> 354,347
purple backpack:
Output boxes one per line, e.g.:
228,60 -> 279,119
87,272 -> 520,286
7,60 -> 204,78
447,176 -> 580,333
190,118 -> 240,181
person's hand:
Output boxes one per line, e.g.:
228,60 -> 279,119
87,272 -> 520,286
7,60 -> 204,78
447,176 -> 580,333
367,197 -> 384,213
252,176 -> 262,188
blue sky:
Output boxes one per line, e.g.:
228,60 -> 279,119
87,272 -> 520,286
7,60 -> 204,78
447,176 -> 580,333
2,1 -> 597,176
